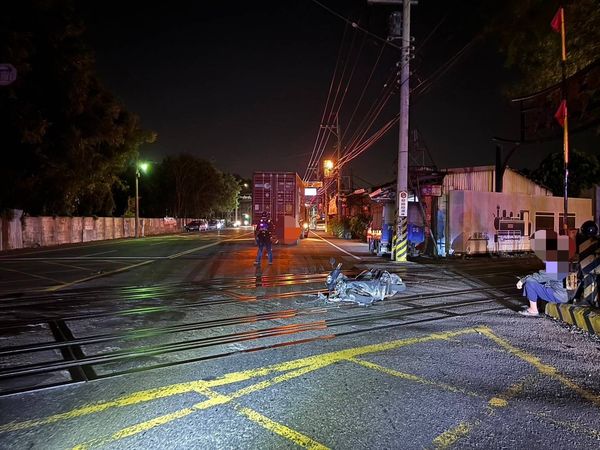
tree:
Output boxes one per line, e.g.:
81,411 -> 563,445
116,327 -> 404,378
143,155 -> 240,219
488,0 -> 600,96
0,1 -> 154,216
528,148 -> 600,197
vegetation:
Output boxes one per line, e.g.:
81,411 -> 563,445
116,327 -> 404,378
349,213 -> 371,242
328,213 -> 370,241
0,1 -> 155,216
487,0 -> 600,97
524,148 -> 600,197
140,155 -> 240,219
0,1 -> 239,219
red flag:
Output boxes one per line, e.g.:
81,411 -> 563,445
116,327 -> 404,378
551,7 -> 563,33
554,99 -> 567,127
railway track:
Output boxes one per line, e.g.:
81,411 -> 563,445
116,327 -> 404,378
0,267 -> 526,396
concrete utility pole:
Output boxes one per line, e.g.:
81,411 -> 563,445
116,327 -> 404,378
336,114 -> 342,219
369,0 -> 415,262
135,167 -> 140,239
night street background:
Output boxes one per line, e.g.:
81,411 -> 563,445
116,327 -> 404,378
79,0 -> 594,185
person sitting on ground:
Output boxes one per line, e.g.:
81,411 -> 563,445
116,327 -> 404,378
517,270 -> 568,316
516,229 -> 575,317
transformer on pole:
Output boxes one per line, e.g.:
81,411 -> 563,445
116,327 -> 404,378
368,0 -> 417,262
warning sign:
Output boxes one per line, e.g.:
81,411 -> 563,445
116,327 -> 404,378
399,191 -> 408,217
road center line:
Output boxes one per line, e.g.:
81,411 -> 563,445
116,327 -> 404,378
43,232 -> 254,292
311,233 -> 361,260
82,250 -> 117,257
0,266 -> 65,284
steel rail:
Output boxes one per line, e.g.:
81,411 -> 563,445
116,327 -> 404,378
0,281 -> 519,328
0,291 -> 517,382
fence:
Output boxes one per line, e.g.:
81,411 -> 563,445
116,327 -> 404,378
0,210 -> 186,251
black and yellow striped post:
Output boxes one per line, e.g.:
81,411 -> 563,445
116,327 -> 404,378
577,237 -> 600,307
394,217 -> 408,262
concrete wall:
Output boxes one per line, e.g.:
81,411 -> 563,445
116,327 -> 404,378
1,211 -> 186,251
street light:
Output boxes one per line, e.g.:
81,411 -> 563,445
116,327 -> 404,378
135,161 -> 150,238
323,159 -> 334,177
323,159 -> 335,232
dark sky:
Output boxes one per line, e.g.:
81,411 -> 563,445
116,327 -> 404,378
79,1 -> 575,187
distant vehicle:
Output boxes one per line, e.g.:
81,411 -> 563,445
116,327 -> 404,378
207,219 -> 223,230
164,216 -> 177,225
184,220 -> 207,232
300,221 -> 309,239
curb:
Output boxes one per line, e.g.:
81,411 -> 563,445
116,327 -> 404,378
545,303 -> 600,335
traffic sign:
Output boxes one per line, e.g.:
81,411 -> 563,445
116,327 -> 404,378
0,64 -> 17,86
399,190 -> 408,217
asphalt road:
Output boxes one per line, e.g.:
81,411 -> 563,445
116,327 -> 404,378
0,229 -> 599,450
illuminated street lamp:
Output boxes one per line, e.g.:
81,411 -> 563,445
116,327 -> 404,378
135,161 -> 150,238
323,159 -> 334,178
323,159 -> 335,232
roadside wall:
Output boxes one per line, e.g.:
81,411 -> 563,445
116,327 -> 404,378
1,210 -> 185,251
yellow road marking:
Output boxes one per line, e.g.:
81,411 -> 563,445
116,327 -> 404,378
533,411 -> 600,440
2,326 -> 598,450
235,406 -> 329,450
430,378 -> 528,449
475,327 -> 600,407
430,324 -> 600,449
1,329 -> 477,442
349,357 -> 481,397
201,385 -> 329,449
432,421 -> 476,449
72,365 -> 325,449
488,379 -> 528,408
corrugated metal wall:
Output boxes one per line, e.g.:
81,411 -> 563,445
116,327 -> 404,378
442,166 -> 551,196
443,167 -> 494,192
502,170 -> 552,196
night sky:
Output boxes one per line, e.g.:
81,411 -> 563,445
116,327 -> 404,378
80,1 -> 578,187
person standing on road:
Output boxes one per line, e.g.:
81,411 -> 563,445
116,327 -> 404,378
254,212 -> 274,265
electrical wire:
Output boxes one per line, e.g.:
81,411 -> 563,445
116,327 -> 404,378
309,0 -> 407,50
303,21 -> 350,180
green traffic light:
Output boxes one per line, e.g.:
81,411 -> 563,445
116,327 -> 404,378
138,162 -> 149,173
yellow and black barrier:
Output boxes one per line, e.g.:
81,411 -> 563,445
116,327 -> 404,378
545,303 -> 600,335
393,217 -> 408,262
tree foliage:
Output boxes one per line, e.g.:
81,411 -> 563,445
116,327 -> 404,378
527,148 -> 600,197
142,155 -> 240,219
0,1 -> 154,216
488,0 -> 600,96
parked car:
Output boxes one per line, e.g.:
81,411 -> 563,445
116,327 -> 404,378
184,220 -> 207,232
207,219 -> 223,230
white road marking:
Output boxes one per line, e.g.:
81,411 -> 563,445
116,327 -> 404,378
310,232 -> 362,260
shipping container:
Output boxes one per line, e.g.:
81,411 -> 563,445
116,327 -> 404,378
252,172 -> 305,245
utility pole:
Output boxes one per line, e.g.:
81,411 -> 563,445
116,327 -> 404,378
135,168 -> 140,238
336,114 -> 342,219
369,0 -> 416,262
